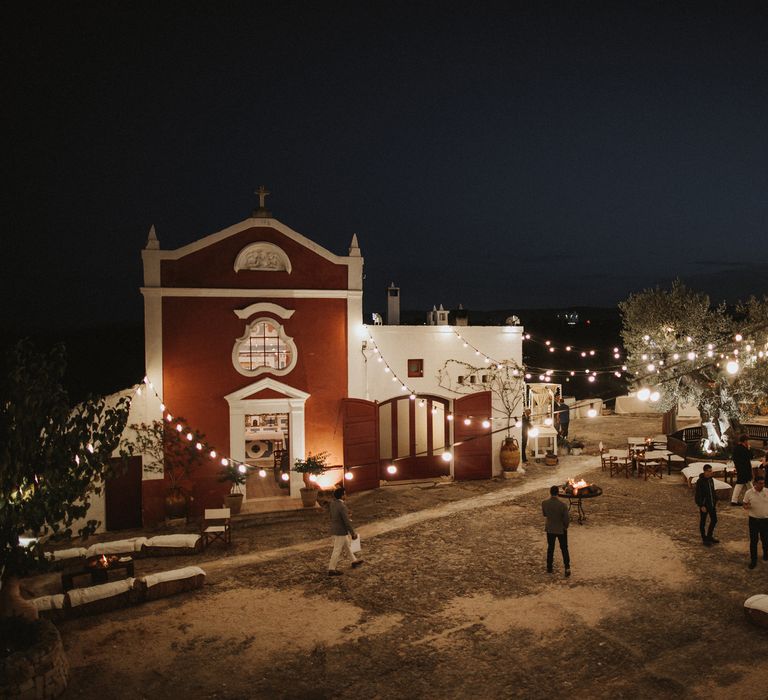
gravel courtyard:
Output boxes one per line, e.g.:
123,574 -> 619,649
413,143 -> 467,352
35,415 -> 768,699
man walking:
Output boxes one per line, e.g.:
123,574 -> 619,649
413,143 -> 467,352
695,464 -> 719,546
542,485 -> 570,577
328,486 -> 363,576
731,433 -> 753,506
743,475 -> 768,569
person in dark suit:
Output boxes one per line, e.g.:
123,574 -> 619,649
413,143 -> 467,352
542,485 -> 570,576
695,464 -> 719,546
521,408 -> 532,464
731,433 -> 753,506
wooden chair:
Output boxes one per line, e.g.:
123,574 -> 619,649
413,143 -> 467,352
636,454 -> 665,480
600,450 -> 614,472
608,449 -> 632,478
201,508 -> 231,548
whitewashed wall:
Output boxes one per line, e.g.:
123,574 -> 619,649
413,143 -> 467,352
358,325 -> 525,476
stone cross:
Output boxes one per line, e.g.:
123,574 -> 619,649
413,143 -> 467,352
255,185 -> 270,209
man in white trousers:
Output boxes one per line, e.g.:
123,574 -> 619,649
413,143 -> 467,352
328,486 -> 363,576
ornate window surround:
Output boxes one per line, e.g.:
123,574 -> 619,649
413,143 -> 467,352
233,242 -> 292,273
232,317 -> 298,377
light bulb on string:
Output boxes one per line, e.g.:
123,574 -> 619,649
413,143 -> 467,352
587,405 -> 598,418
482,419 -> 491,429
386,465 -> 397,475
258,469 -> 267,478
344,471 -> 354,480
637,388 -> 651,401
441,451 -> 452,462
238,464 -> 247,474
463,418 -> 471,426
726,360 -> 739,374
281,472 -> 290,482
544,417 -> 553,426
649,391 -> 660,402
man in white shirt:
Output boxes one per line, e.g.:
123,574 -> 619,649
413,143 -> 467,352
743,475 -> 768,569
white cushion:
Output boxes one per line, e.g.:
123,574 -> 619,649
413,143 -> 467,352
140,566 -> 206,588
744,594 -> 768,613
46,547 -> 87,561
204,525 -> 227,533
33,594 -> 65,611
86,538 -> 147,557
67,579 -> 134,607
144,534 -> 201,548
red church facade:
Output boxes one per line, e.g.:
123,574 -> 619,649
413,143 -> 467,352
140,212 -> 365,522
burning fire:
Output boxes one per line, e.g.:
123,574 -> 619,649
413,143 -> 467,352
100,554 -> 108,567
568,478 -> 589,494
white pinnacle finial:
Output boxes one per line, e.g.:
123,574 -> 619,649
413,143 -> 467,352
349,233 -> 360,256
145,224 -> 160,250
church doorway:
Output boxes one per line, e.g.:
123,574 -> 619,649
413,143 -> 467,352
244,412 -> 290,499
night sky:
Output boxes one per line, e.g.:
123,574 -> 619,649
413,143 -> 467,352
5,1 -> 768,334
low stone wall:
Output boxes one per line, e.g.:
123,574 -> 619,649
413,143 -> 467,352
0,619 -> 68,699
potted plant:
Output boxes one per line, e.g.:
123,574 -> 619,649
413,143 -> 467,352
544,449 -> 559,466
569,438 -> 585,456
293,451 -> 329,508
218,462 -> 248,515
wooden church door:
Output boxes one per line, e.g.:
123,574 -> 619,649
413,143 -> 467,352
453,392 -> 493,480
342,398 -> 380,494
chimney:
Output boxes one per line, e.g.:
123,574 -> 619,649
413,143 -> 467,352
387,282 -> 400,325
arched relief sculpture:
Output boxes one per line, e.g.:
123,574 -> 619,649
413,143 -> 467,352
234,242 -> 292,273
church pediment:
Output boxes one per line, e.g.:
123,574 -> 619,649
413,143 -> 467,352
224,377 -> 310,405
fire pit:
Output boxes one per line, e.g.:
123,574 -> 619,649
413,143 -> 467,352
62,554 -> 135,591
558,478 -> 603,525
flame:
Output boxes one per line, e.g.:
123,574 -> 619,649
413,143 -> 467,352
567,478 -> 589,494
100,554 -> 108,567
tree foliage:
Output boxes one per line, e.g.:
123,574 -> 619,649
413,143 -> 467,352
437,359 -> 525,434
619,280 -> 768,448
124,419 -> 207,495
0,340 -> 131,581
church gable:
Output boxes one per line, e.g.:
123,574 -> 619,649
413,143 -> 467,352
159,221 -> 349,290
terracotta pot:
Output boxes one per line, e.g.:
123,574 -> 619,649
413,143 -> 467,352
544,454 -> 559,466
500,437 -> 521,471
224,492 -> 244,515
164,488 -> 188,519
0,576 -> 38,621
300,487 -> 318,508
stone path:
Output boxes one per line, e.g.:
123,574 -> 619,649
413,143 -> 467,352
204,456 -> 595,575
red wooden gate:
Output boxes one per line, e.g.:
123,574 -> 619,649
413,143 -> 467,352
105,456 -> 143,530
453,392 -> 493,480
342,398 -> 380,494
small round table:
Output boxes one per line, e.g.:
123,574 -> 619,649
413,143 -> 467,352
558,486 -> 603,525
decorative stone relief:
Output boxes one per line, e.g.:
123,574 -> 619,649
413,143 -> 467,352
234,242 -> 292,273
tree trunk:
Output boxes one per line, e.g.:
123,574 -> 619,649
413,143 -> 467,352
0,575 -> 39,621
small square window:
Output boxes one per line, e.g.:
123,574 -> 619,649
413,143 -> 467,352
408,359 -> 424,377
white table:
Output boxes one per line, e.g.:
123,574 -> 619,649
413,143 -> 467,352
530,426 -> 558,458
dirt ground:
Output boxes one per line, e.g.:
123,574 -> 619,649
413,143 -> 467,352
27,414 -> 768,699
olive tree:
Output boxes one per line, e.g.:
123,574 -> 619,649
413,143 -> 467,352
0,340 -> 130,617
619,280 -> 768,451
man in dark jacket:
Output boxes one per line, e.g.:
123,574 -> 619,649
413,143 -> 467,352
556,397 -> 570,439
328,487 -> 363,576
695,464 -> 719,545
521,409 -> 532,464
731,433 -> 753,506
542,485 -> 570,576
